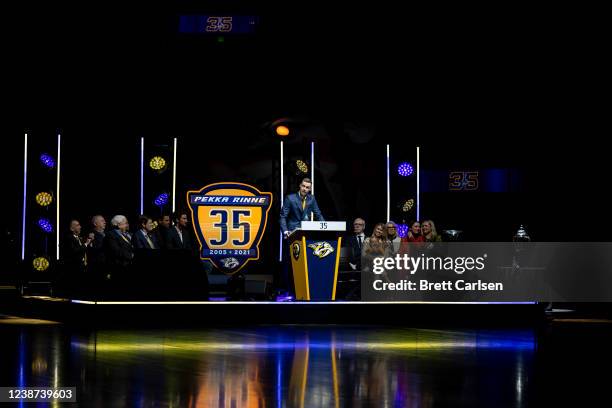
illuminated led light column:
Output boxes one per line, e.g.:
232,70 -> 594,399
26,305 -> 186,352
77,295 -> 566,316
56,133 -> 61,260
279,141 -> 284,262
416,146 -> 420,222
310,142 -> 314,194
140,137 -> 144,215
21,133 -> 28,261
386,144 -> 390,222
172,137 -> 178,213
310,141 -> 314,221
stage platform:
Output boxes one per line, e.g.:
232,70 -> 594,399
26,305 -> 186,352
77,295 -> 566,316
15,295 -> 545,326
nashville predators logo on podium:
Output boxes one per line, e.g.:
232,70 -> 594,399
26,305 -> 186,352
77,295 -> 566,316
187,182 -> 273,274
308,241 -> 334,259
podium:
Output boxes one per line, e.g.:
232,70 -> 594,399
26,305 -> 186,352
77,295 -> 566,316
288,221 -> 346,301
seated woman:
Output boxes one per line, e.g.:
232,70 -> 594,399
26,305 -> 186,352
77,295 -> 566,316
399,220 -> 425,255
421,220 -> 442,242
362,223 -> 392,272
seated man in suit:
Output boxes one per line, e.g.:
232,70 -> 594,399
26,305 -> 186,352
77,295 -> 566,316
88,215 -> 106,266
278,178 -> 325,297
167,210 -> 212,278
167,211 -> 196,251
103,215 -> 134,278
346,218 -> 366,271
63,219 -> 93,273
134,215 -> 159,250
153,213 -> 171,249
58,219 -> 93,296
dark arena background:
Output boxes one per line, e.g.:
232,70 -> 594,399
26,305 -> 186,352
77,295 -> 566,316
1,1 -> 611,407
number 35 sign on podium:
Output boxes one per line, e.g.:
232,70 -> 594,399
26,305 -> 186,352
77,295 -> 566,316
187,182 -> 273,274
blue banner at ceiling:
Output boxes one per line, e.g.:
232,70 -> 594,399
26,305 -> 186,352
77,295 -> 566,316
421,169 -> 523,193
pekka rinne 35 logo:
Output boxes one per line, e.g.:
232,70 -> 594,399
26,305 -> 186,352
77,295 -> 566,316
187,182 -> 272,274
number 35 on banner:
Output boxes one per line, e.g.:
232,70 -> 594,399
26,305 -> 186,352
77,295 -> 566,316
188,182 -> 273,274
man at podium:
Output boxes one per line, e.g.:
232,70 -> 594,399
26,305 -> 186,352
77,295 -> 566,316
280,178 -> 325,237
279,178 -> 325,297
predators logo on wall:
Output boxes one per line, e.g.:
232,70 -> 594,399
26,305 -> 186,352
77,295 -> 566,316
187,182 -> 273,274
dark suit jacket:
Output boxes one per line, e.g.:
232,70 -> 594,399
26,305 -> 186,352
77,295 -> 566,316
346,234 -> 365,270
167,226 -> 196,251
133,229 -> 160,249
104,229 -> 134,267
63,234 -> 87,271
153,226 -> 170,249
88,230 -> 106,265
279,193 -> 324,233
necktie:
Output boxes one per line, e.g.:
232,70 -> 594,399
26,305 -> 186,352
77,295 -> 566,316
76,236 -> 87,265
301,196 -> 306,210
145,232 -> 155,249
357,235 -> 362,249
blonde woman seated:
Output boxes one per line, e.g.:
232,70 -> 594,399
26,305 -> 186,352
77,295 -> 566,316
362,223 -> 393,273
421,220 -> 443,242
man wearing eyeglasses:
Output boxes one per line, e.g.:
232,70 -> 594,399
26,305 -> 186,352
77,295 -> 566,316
386,221 -> 401,254
347,218 -> 366,270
